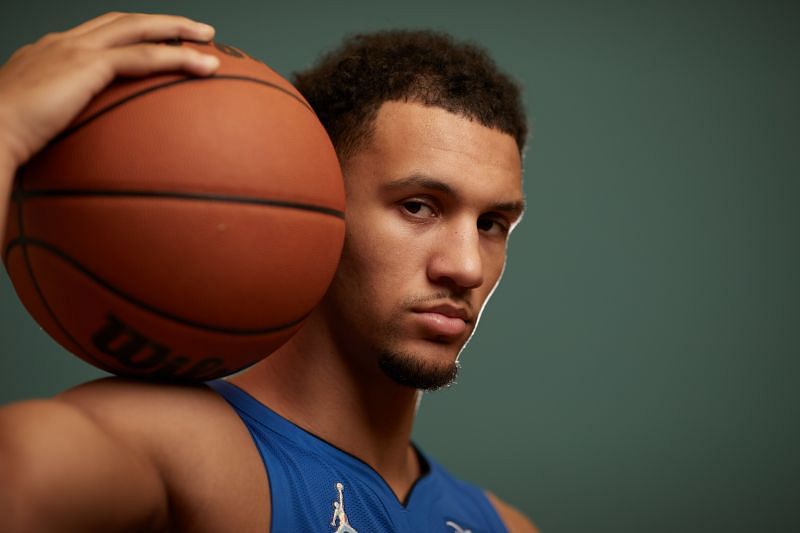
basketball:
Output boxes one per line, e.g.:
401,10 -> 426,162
2,41 -> 346,381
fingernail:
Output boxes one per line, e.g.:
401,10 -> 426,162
197,23 -> 215,34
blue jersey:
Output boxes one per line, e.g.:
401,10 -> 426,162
209,380 -> 508,532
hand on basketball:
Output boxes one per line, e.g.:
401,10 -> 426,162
0,12 -> 220,171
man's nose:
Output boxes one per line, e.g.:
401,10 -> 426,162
426,222 -> 484,290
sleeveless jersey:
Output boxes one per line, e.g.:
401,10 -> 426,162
208,380 -> 508,533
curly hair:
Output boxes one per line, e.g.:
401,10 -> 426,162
292,30 -> 527,163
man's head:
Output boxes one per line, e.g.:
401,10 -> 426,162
293,30 -> 527,164
293,31 -> 527,391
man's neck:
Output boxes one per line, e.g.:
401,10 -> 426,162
230,311 -> 423,501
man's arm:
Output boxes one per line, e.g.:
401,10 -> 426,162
486,491 -> 540,533
0,13 -> 225,531
0,399 -> 168,532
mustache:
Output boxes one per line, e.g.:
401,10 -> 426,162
402,292 -> 473,312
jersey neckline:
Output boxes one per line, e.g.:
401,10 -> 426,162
208,379 -> 435,509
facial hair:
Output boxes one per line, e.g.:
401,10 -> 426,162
375,290 -> 472,390
378,349 -> 460,391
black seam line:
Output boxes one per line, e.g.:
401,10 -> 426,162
13,184 -> 106,367
13,189 -> 345,219
52,75 -> 313,146
5,238 -> 311,336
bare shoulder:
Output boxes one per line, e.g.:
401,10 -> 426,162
486,491 -> 540,533
57,378 -> 238,467
0,382 -> 194,532
58,377 -> 232,438
59,378 -> 270,532
60,376 -> 223,408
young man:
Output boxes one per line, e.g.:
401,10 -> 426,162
0,13 -> 537,532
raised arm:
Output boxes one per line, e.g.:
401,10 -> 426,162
0,11 -> 221,238
0,13 -> 224,531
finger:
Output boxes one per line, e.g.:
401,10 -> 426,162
60,11 -> 128,38
79,13 -> 215,48
107,43 -> 220,78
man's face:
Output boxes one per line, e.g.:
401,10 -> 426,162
320,101 -> 524,390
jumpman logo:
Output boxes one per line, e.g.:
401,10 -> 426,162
330,482 -> 358,533
445,520 -> 473,533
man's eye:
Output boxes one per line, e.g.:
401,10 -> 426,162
478,217 -> 509,236
402,201 -> 434,217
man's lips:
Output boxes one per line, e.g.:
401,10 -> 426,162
411,304 -> 471,337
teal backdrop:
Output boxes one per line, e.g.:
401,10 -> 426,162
1,1 -> 798,531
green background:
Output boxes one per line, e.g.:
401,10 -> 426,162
1,1 -> 798,531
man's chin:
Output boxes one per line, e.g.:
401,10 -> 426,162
377,349 -> 460,391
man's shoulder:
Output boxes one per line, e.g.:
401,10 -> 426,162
57,377 -> 270,532
57,377 -> 262,479
58,378 -> 231,445
59,377 -> 226,420
485,491 -> 540,533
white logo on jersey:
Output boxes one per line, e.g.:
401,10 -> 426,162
446,520 -> 473,533
330,482 -> 358,533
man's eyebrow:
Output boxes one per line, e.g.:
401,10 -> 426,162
383,173 -> 526,218
491,199 -> 526,216
382,174 -> 455,195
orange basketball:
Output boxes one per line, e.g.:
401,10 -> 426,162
2,41 -> 345,381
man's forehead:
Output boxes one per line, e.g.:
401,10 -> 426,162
371,101 -> 520,159
360,101 -> 522,187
